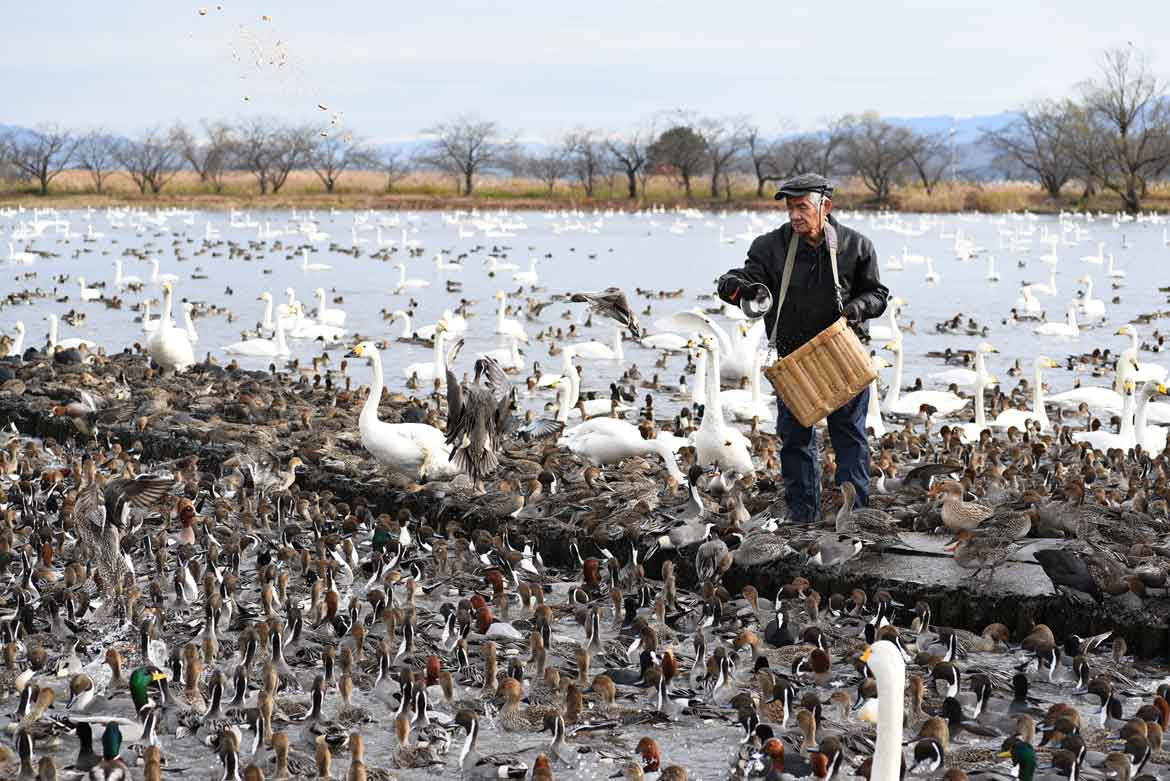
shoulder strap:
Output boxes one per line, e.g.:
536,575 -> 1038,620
769,232 -> 799,349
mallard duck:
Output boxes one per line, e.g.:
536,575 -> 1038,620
88,722 -> 131,781
128,667 -> 168,717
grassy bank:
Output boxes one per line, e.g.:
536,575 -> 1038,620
3,169 -> 1169,214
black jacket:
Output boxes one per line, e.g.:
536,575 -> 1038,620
717,215 -> 889,355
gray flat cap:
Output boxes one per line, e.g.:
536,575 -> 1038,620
774,173 -> 833,200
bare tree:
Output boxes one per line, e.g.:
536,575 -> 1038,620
171,120 -> 234,192
421,115 -> 511,195
981,102 -> 1078,198
270,126 -> 312,194
307,132 -> 373,193
1074,46 -> 1170,212
744,125 -> 781,197
563,129 -> 607,198
521,146 -> 570,195
114,128 -> 180,195
75,130 -> 119,194
698,117 -> 747,200
378,148 -> 413,193
605,128 -> 650,199
904,131 -> 952,195
1,124 -> 78,195
231,118 -> 309,195
839,112 -> 916,204
648,124 -> 707,198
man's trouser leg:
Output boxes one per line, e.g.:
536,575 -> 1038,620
777,399 -> 820,521
827,387 -> 871,508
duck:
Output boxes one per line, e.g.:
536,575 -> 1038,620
146,282 -> 195,372
454,711 -> 529,778
931,481 -> 993,532
836,482 -> 904,551
89,721 -> 131,781
883,338 -> 968,416
345,341 -> 458,481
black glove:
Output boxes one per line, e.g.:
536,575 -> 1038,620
717,274 -> 744,304
842,299 -> 865,324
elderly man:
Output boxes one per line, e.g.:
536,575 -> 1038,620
716,174 -> 889,525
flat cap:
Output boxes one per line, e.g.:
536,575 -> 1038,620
774,173 -> 833,200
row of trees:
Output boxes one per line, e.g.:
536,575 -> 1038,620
982,47 -> 1170,212
2,47 -> 1167,211
0,119 -> 396,197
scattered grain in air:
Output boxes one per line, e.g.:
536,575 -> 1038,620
317,104 -> 328,111
198,8 -> 208,15
261,15 -> 271,21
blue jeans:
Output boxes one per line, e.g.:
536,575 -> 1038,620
776,387 -> 870,521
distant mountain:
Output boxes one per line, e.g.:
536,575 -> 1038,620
888,112 -> 1017,145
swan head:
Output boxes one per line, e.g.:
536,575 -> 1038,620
1033,356 -> 1059,370
1117,324 -> 1135,337
870,355 -> 892,371
1078,275 -> 1091,285
860,640 -> 905,678
978,342 -> 998,354
494,291 -> 505,300
315,288 -> 326,297
345,341 -> 377,360
882,340 -> 902,354
257,292 -> 272,302
161,281 -> 173,294
14,322 -> 24,334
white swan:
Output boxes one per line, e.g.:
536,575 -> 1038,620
570,324 -> 624,361
957,369 -> 998,442
1117,325 -> 1166,383
558,417 -> 685,480
393,263 -> 430,294
861,642 -> 906,781
150,258 -> 179,285
1048,349 -> 1138,412
640,332 -> 691,352
654,309 -> 763,381
691,339 -> 754,474
721,348 -> 775,423
181,302 -> 199,344
985,256 -> 1001,282
7,242 -> 35,264
77,277 -> 101,302
512,257 -> 539,286
346,341 -> 457,481
924,257 -> 939,284
1034,306 -> 1079,337
1108,254 -> 1126,279
868,297 -> 905,342
314,289 -> 347,327
494,292 -> 529,342
1077,276 -> 1106,321
224,316 -> 289,357
882,339 -> 969,416
1080,241 -> 1105,265
403,325 -> 448,383
287,305 -> 344,342
6,321 -> 25,357
1133,381 -> 1169,451
559,349 -> 631,418
990,356 -> 1059,431
865,355 -> 890,437
141,300 -> 159,334
114,259 -> 143,290
46,314 -> 96,352
1015,285 -> 1044,314
929,342 -> 997,388
147,282 -> 195,372
1027,268 -> 1058,297
1073,381 -> 1137,451
389,310 -> 438,342
302,249 -> 332,272
484,255 -> 519,274
478,337 -> 524,371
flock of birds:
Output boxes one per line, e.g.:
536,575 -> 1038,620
2,204 -> 1170,780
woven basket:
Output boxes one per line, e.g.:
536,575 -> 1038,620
764,317 -> 877,427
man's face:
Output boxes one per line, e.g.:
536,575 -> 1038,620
786,194 -> 831,237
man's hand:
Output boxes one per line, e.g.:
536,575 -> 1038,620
717,274 -> 744,304
842,299 -> 865,324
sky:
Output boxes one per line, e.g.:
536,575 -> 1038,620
5,1 -> 1170,143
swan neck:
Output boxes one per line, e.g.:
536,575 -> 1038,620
361,349 -> 385,426
692,351 -> 707,406
873,657 -> 906,781
886,348 -> 903,409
